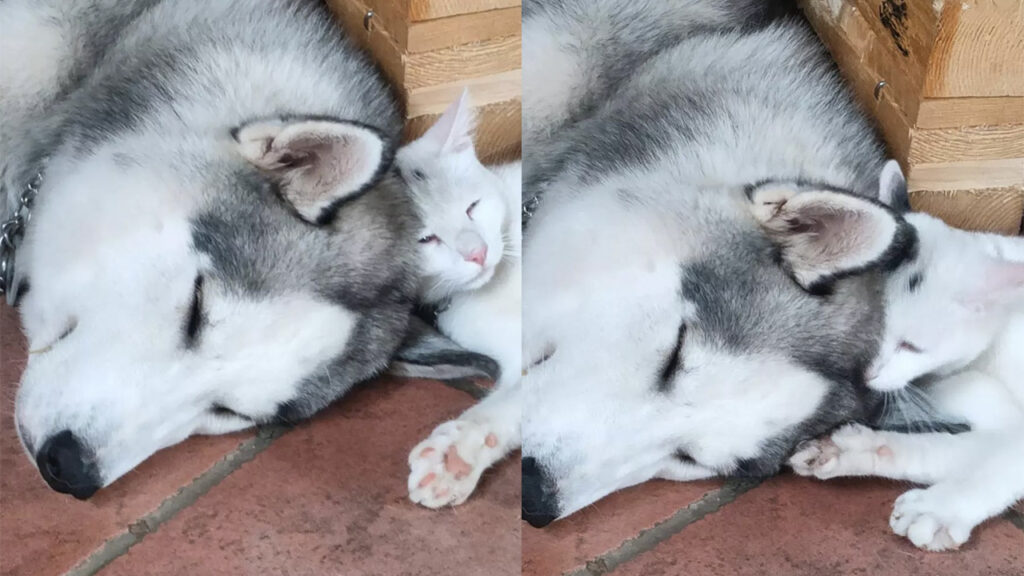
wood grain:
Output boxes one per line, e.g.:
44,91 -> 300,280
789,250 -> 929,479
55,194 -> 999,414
910,187 -> 1024,235
909,124 -> 1024,164
405,35 -> 521,90
404,98 -> 521,163
908,158 -> 1024,192
409,0 -> 520,21
916,97 -> 1024,128
405,7 -> 521,53
406,69 -> 521,117
924,0 -> 1024,98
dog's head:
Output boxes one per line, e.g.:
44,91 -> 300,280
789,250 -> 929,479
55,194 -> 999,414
10,117 -> 485,499
521,181 -> 914,525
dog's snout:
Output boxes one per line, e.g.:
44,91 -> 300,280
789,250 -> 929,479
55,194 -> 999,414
36,430 -> 101,500
521,457 -> 559,528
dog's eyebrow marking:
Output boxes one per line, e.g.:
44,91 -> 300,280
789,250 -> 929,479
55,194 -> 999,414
183,274 -> 206,348
657,321 -> 688,392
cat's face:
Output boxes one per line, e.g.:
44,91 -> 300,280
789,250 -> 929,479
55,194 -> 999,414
869,212 -> 1024,391
396,91 -> 508,302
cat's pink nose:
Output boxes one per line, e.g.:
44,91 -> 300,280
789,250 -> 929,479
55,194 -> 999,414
465,246 -> 487,266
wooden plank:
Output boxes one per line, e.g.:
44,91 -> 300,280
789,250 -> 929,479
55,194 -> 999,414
404,98 -> 521,163
405,7 -> 521,53
405,35 -> 520,90
924,0 -> 1024,97
406,69 -> 521,117
910,187 -> 1024,235
801,0 -> 914,161
328,0 -> 407,87
361,0 -> 412,47
909,123 -> 1024,164
908,158 -> 1024,192
851,0 -> 939,63
917,96 -> 1024,128
409,0 -> 520,21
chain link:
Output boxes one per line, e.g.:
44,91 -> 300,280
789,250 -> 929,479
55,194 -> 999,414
1,167 -> 43,304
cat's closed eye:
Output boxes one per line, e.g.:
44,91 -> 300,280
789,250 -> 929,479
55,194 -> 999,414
419,234 -> 439,244
466,199 -> 480,218
897,340 -> 922,354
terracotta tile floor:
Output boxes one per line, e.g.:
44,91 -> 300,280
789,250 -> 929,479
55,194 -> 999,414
524,476 -> 1024,576
0,306 -> 519,576
3,302 -> 1022,575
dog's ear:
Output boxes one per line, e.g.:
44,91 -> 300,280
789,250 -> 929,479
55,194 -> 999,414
878,160 -> 910,213
388,316 -> 501,382
234,119 -> 387,223
419,88 -> 475,155
750,186 -> 912,292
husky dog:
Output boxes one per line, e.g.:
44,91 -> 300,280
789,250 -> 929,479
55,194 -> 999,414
1,0 -> 485,499
395,92 -> 522,507
790,163 -> 1024,551
520,0 -> 925,526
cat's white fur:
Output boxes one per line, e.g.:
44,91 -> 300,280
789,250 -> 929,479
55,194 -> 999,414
790,161 -> 1024,551
395,91 -> 522,508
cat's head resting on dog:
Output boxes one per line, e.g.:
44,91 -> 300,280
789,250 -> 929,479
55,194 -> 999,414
395,90 -> 509,304
868,161 -> 1024,392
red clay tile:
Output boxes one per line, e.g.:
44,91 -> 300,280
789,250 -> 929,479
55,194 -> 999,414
523,479 -> 723,576
0,307 -> 252,576
101,378 -> 521,576
616,475 -> 1024,576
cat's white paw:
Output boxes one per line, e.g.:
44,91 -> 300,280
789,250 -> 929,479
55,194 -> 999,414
890,488 -> 973,551
789,424 -> 888,479
407,419 -> 500,508
789,437 -> 840,478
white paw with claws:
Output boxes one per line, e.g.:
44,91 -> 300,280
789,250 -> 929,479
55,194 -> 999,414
408,420 -> 500,508
890,488 -> 973,551
790,423 -> 887,479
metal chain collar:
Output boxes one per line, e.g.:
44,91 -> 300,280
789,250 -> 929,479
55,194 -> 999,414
0,167 -> 43,305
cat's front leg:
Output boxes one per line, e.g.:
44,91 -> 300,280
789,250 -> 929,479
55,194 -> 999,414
890,431 -> 1024,551
408,381 -> 521,508
789,424 -> 979,484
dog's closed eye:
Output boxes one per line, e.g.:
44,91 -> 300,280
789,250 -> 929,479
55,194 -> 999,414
183,275 -> 206,348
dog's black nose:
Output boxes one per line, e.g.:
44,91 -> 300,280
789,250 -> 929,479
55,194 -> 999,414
36,430 -> 101,500
522,457 -> 559,528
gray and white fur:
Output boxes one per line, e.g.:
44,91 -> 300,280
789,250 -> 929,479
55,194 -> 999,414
2,0 -> 487,500
521,0 -> 925,525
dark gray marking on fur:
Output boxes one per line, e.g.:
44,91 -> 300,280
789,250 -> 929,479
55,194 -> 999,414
908,272 -> 923,293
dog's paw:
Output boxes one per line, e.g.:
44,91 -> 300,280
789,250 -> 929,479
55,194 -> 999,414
407,419 -> 501,508
890,488 -> 973,551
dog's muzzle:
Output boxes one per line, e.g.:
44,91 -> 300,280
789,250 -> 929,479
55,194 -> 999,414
521,457 -> 559,528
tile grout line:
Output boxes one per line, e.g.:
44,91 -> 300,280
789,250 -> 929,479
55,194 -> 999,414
435,378 -> 490,400
63,425 -> 291,576
566,477 -> 763,576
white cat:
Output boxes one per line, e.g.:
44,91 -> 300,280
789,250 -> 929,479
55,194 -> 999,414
395,90 -> 522,508
790,161 -> 1024,551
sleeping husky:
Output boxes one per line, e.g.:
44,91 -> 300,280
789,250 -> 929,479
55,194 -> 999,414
520,0 -> 931,526
1,0 -> 488,499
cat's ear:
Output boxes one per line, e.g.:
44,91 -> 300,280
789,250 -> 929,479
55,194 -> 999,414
878,160 -> 911,213
958,258 -> 1024,312
421,88 -> 476,154
749,186 -> 914,293
388,316 -> 500,381
234,118 -> 387,223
